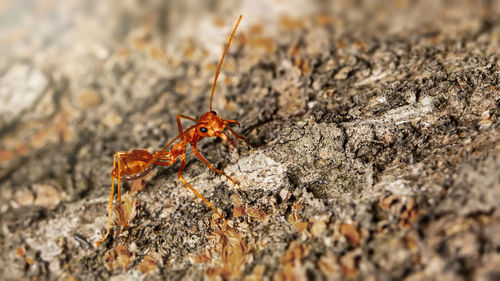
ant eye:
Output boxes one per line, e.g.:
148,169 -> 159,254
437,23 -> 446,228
200,127 -> 208,133
211,111 -> 217,115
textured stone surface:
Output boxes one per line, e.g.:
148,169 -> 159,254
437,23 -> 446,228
1,0 -> 500,280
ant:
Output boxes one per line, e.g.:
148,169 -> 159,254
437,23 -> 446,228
96,15 -> 250,247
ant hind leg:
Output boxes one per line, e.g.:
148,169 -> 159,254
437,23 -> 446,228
95,152 -> 128,247
96,152 -> 122,246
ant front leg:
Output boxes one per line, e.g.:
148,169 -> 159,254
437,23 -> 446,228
225,122 -> 252,147
217,131 -> 237,151
192,143 -> 238,185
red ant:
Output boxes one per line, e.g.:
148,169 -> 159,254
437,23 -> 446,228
96,15 -> 250,246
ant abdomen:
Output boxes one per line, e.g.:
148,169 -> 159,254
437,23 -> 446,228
111,149 -> 154,181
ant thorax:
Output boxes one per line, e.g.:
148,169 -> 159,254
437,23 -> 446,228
171,142 -> 187,156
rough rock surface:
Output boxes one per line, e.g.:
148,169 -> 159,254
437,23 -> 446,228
1,0 -> 499,280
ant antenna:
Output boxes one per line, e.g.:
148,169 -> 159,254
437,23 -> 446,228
209,14 -> 242,112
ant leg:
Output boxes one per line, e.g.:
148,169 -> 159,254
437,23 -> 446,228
176,114 -> 197,135
191,144 -> 237,185
96,152 -> 121,246
177,155 -> 226,222
152,151 -> 178,166
115,153 -> 128,229
96,150 -> 139,247
225,125 -> 252,147
218,131 -> 236,151
96,176 -> 116,246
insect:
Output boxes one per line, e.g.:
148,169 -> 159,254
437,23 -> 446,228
96,15 -> 250,246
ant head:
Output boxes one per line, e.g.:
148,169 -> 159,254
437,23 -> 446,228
196,111 -> 225,137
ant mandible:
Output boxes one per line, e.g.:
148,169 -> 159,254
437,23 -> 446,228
96,15 -> 250,247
